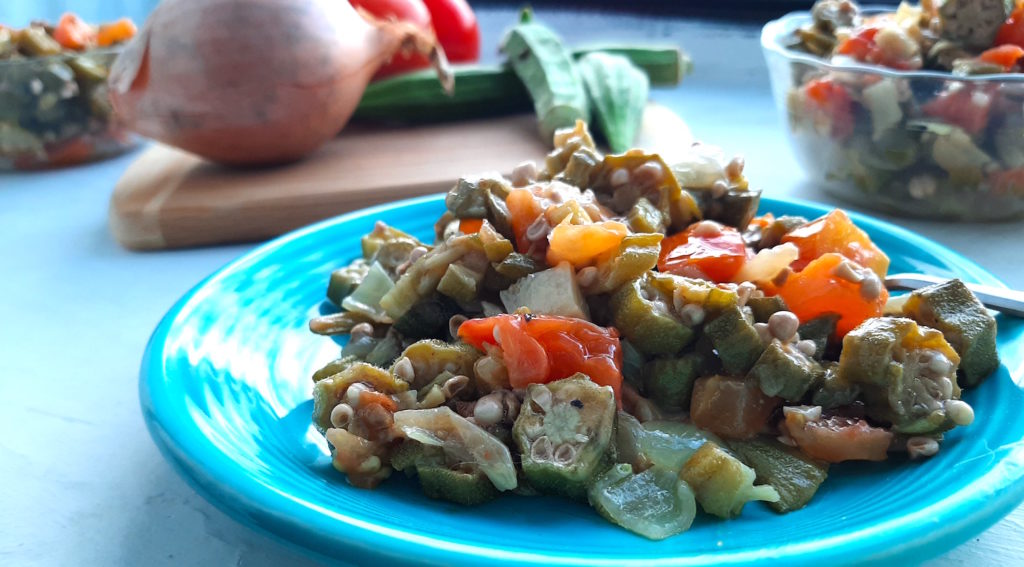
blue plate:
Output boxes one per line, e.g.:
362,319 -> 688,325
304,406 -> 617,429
141,195 -> 1024,566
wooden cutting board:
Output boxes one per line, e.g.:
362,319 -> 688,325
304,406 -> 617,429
108,104 -> 692,250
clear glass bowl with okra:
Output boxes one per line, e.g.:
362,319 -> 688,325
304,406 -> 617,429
308,117 -> 999,540
1,14 -> 140,170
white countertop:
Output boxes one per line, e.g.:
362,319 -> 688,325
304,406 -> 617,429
2,6 -> 1022,566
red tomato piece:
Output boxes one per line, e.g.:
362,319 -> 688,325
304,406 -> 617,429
996,5 -> 1024,49
351,0 -> 435,79
802,77 -> 855,140
458,314 -> 623,404
421,0 -> 480,63
922,86 -> 993,136
505,188 -> 545,256
979,44 -> 1024,69
53,13 -> 96,50
783,412 -> 892,463
658,222 -> 749,283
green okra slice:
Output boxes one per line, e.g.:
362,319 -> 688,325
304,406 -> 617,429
797,314 -> 840,360
746,295 -> 788,324
728,437 -> 829,513
588,464 -> 697,540
703,305 -> 765,376
513,375 -> 617,501
642,353 -> 703,411
609,273 -> 693,356
501,8 -> 590,141
312,363 -> 409,433
392,294 -> 461,340
748,339 -> 825,402
810,361 -> 861,409
417,465 -> 499,506
680,442 -> 779,519
901,279 -> 999,387
312,355 -> 361,383
326,259 -> 370,307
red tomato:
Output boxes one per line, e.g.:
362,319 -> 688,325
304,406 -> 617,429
351,0 -> 435,79
922,86 -> 993,136
836,26 -> 880,61
783,413 -> 892,463
802,77 -> 855,140
996,6 -> 1024,49
782,209 -> 890,279
979,44 -> 1024,69
53,13 -> 96,50
990,168 -> 1024,194
658,222 -> 749,283
458,314 -> 623,404
422,0 -> 481,63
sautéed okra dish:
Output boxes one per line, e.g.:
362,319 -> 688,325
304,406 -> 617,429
308,121 -> 999,540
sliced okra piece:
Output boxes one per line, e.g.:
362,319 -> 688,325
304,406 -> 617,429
810,361 -> 860,409
641,352 -> 703,412
312,355 -> 361,383
703,304 -> 765,376
364,331 -> 403,368
391,339 -> 479,390
392,294 -> 461,340
727,437 -> 829,513
626,197 -> 666,234
580,233 -> 663,296
748,339 -> 825,402
588,464 -> 697,540
417,464 -> 499,506
619,339 -> 645,391
389,439 -> 445,474
326,259 -> 371,306
513,375 -> 617,501
681,442 -> 779,519
746,295 -> 788,324
797,314 -> 839,360
609,274 -> 693,357
838,317 -> 968,434
437,263 -> 484,304
901,279 -> 998,387
312,363 -> 408,433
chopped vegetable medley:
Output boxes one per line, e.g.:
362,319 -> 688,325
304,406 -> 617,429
308,121 -> 999,539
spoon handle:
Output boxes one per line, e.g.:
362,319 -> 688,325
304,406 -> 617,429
884,273 -> 1024,318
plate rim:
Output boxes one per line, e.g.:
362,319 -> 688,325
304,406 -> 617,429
139,194 -> 1023,566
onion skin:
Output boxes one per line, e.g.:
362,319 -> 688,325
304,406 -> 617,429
110,0 -> 449,166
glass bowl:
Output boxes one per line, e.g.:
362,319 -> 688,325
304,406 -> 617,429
0,46 -> 139,170
761,8 -> 1024,221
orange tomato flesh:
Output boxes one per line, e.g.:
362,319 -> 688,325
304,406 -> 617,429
97,18 -> 137,47
775,253 -> 887,338
358,390 -> 398,413
782,209 -> 889,279
53,13 -> 95,50
458,217 -> 484,234
658,222 -> 749,282
458,314 -> 622,405
980,44 -> 1024,68
546,220 -> 628,267
506,188 -> 544,254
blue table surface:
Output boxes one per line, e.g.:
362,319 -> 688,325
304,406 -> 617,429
2,3 -> 1022,567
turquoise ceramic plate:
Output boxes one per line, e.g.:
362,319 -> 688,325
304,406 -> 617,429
141,195 -> 1024,566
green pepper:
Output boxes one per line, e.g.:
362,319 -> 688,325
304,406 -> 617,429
748,340 -> 824,402
326,260 -> 370,306
901,279 -> 999,387
588,464 -> 697,540
703,305 -> 765,376
838,317 -> 967,434
501,9 -> 590,141
747,296 -> 788,324
620,340 -> 645,391
642,353 -> 703,411
680,442 -> 779,519
609,274 -> 693,356
728,437 -> 829,513
513,375 -> 617,501
577,52 -> 649,154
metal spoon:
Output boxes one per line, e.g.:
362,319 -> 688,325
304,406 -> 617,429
885,273 -> 1024,318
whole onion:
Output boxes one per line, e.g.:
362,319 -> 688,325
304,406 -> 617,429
109,0 -> 450,165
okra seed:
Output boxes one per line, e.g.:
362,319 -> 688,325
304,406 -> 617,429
710,180 -> 729,198
393,357 -> 415,383
525,215 -> 550,241
330,403 -> 354,428
609,167 -> 630,187
358,455 -> 382,473
679,303 -> 705,327
737,282 -> 757,306
725,156 -> 745,181
936,376 -> 954,400
442,375 -> 470,398
768,311 -> 800,342
530,385 -> 552,413
553,443 -> 577,465
576,266 -> 599,288
796,339 -> 818,357
531,436 -> 554,461
906,436 -> 940,459
946,400 -> 975,426
633,161 -> 664,185
859,274 -> 883,301
928,353 -> 953,376
783,405 -> 822,423
524,422 -> 544,440
473,395 -> 503,426
831,260 -> 864,283
395,390 -> 418,410
345,383 -> 368,408
691,220 -> 722,238
350,322 -> 374,340
448,314 -> 468,338
908,175 -> 937,200
511,160 -> 538,187
502,393 -> 521,423
753,322 -> 772,345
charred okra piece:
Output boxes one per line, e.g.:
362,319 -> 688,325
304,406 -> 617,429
609,274 -> 694,356
728,437 -> 828,513
642,353 -> 703,411
703,305 -> 765,375
681,442 -> 779,519
748,339 -> 825,402
901,279 -> 999,387
513,375 -> 617,500
838,317 -> 973,434
588,464 -> 697,540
